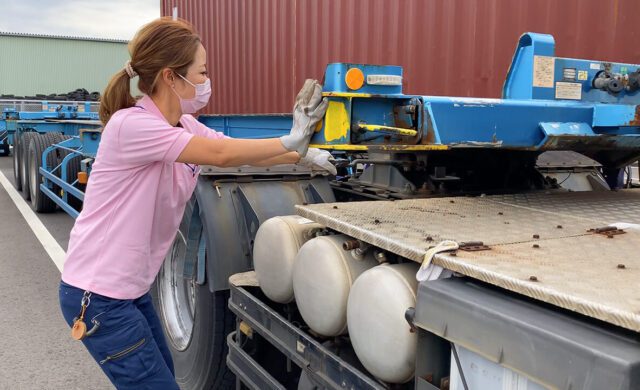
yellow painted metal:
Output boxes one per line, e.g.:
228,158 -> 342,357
315,90 -> 444,151
310,144 -> 449,151
374,145 -> 449,151
358,124 -> 418,137
322,92 -> 372,98
323,100 -> 351,142
310,144 -> 370,151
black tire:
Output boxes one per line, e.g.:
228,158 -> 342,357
20,132 -> 38,200
12,132 -> 22,191
65,155 -> 83,211
151,198 -> 235,390
53,134 -> 83,211
28,133 -> 57,212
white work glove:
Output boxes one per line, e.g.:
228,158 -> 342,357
298,148 -> 337,175
280,79 -> 329,157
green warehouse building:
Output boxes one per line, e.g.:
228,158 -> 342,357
0,32 -> 136,99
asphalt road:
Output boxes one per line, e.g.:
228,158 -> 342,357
0,155 -> 113,389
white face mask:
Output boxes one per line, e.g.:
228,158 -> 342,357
172,73 -> 211,114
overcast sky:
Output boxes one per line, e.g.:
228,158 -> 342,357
0,0 -> 160,40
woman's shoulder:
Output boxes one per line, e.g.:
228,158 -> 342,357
178,114 -> 198,126
106,106 -> 166,132
113,105 -> 153,122
179,114 -> 225,138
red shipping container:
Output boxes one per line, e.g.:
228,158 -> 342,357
161,0 -> 640,115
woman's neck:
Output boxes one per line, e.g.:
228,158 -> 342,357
150,90 -> 182,126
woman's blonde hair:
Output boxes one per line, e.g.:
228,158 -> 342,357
99,17 -> 201,123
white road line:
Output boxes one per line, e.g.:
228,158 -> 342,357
0,171 -> 65,272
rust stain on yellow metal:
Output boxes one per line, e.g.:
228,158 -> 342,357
358,123 -> 418,137
373,144 -> 449,151
323,100 -> 351,142
310,144 -> 370,151
310,144 -> 449,151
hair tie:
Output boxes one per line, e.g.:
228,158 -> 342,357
124,60 -> 138,79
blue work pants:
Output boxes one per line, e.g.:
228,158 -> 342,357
59,281 -> 179,389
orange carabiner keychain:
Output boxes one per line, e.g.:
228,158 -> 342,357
71,304 -> 87,340
71,291 -> 91,340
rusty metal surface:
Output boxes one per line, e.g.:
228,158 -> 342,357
295,194 -> 600,262
628,105 -> 640,127
435,234 -> 640,332
536,151 -> 602,168
489,190 -> 640,225
163,0 -> 640,115
296,189 -> 640,331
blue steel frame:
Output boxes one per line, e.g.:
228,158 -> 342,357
199,32 -> 640,167
0,101 -> 102,218
1,101 -> 99,147
2,101 -> 98,120
39,137 -> 85,218
37,129 -> 101,219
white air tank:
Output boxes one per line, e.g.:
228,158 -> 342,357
292,235 -> 378,336
253,215 -> 323,303
347,262 -> 420,383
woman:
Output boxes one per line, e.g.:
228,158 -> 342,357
59,17 -> 332,389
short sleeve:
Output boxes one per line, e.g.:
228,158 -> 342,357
116,111 -> 194,165
181,114 -> 229,140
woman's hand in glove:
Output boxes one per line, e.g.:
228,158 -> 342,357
280,79 -> 329,157
298,148 -> 337,175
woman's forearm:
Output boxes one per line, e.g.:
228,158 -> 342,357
250,151 -> 300,167
178,137 -> 296,166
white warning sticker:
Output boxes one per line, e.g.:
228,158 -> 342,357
555,82 -> 582,100
533,56 -> 555,88
590,63 -> 602,70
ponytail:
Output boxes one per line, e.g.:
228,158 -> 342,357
99,69 -> 136,124
98,17 -> 200,125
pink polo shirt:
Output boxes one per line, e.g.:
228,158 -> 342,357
61,95 -> 225,299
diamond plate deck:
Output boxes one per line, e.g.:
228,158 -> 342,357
296,190 -> 640,332
489,191 -> 640,225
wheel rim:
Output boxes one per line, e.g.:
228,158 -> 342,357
158,230 -> 198,352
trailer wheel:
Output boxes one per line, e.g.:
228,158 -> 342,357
20,132 -> 38,200
151,199 -> 235,390
28,134 -> 57,212
48,134 -> 83,211
60,154 -> 83,211
12,133 -> 22,191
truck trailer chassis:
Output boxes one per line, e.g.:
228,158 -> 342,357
227,191 -> 640,390
217,33 -> 640,389
5,32 -> 640,389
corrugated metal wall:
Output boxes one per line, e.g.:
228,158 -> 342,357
0,34 -> 137,97
162,0 -> 640,115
